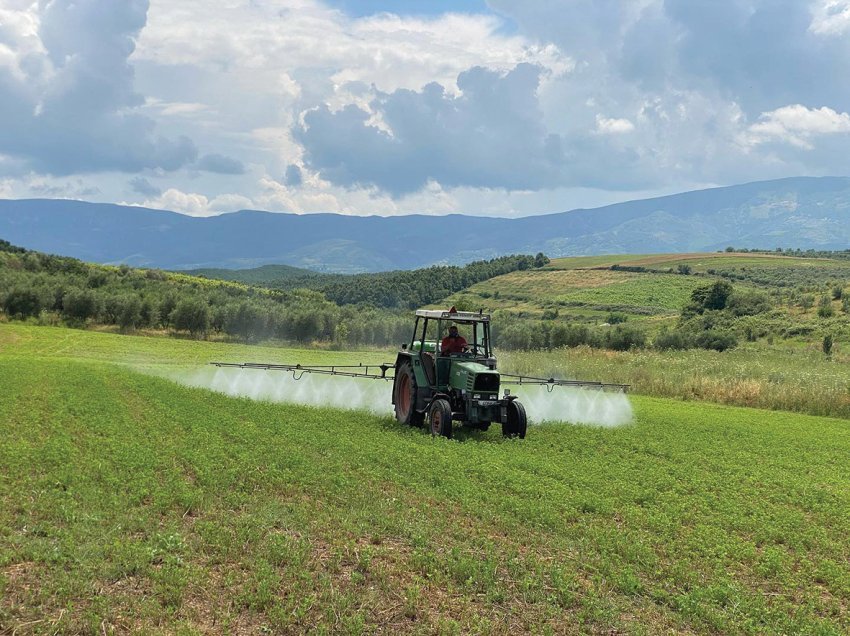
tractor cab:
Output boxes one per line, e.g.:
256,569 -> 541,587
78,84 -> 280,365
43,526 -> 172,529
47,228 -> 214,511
408,307 -> 495,389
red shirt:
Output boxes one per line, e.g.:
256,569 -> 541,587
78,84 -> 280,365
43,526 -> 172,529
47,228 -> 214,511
441,334 -> 467,354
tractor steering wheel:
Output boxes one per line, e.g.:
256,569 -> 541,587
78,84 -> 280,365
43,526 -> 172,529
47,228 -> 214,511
463,343 -> 486,355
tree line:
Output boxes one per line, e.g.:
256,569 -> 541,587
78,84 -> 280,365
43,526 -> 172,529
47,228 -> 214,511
0,242 -> 549,348
193,253 -> 551,309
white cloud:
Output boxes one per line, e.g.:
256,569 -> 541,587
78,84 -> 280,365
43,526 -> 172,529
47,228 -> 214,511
3,0 -> 850,218
144,188 -> 211,216
595,115 -> 636,134
744,104 -> 850,149
810,0 -> 850,35
208,193 -> 253,212
135,1 -> 569,94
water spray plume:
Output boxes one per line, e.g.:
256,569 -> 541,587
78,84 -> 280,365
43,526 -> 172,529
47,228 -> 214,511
166,366 -> 632,428
508,385 -> 633,428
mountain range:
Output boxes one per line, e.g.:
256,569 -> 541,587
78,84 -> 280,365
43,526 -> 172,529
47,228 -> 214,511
1,176 -> 848,272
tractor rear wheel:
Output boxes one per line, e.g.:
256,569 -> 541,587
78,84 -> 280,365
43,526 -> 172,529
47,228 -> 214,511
502,400 -> 527,439
394,361 -> 424,427
428,399 -> 453,439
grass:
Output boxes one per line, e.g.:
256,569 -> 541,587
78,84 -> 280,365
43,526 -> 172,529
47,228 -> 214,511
448,254 -> 807,322
503,342 -> 850,419
2,323 -> 850,633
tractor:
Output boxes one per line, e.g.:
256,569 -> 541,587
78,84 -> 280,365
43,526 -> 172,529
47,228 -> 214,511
211,307 -> 627,439
391,308 -> 526,438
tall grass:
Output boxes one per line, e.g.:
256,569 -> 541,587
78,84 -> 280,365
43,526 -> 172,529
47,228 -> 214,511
503,343 -> 850,419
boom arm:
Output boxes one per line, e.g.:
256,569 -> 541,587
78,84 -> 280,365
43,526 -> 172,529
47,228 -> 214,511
499,373 -> 629,393
210,361 -> 396,381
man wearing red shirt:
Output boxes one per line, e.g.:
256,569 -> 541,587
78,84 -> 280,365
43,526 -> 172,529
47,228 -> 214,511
441,325 -> 467,355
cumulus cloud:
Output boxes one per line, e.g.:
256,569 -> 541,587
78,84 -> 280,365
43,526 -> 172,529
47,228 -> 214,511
810,0 -> 850,35
297,64 -> 571,195
142,188 -> 255,216
595,116 -> 636,135
3,0 -> 850,216
744,105 -> 850,149
0,0 -> 197,175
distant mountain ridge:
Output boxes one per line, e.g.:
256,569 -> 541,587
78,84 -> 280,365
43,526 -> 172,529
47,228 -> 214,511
1,176 -> 849,272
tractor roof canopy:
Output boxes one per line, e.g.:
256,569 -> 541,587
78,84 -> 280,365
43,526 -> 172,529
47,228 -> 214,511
415,308 -> 490,323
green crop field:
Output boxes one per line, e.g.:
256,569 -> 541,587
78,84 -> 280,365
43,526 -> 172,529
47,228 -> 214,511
2,323 -> 850,634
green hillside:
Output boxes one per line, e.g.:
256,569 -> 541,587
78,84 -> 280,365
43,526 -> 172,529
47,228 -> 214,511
450,252 -> 850,322
184,263 -> 326,287
2,323 -> 849,634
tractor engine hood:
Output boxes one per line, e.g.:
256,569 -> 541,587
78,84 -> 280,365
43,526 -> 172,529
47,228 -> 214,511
449,361 -> 500,393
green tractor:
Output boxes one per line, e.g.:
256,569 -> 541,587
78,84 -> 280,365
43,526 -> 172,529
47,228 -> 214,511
211,307 -> 627,440
392,308 -> 527,438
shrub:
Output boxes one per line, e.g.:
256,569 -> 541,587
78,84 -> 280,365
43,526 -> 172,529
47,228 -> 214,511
225,301 -> 266,343
606,312 -> 628,324
693,330 -> 738,352
172,298 -> 210,337
726,291 -> 771,316
117,295 -> 143,331
823,334 -> 834,357
654,328 -> 691,351
685,280 -> 733,315
550,324 -> 591,348
832,286 -> 843,300
2,287 -> 41,319
817,296 -> 835,318
603,325 -> 646,351
62,288 -> 99,322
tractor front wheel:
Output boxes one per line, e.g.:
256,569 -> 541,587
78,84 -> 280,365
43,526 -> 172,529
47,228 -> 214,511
394,362 -> 424,427
502,400 -> 527,439
428,399 -> 453,439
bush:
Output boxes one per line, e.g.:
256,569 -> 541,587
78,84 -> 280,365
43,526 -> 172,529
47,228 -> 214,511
550,323 -> 591,348
603,325 -> 646,351
726,291 -> 771,316
225,301 -> 266,342
117,295 -> 143,331
693,330 -> 738,352
817,296 -> 835,318
832,286 -> 843,300
62,288 -> 99,322
172,298 -> 210,337
2,287 -> 41,319
685,280 -> 733,315
654,328 -> 691,350
823,334 -> 834,356
606,312 -> 628,324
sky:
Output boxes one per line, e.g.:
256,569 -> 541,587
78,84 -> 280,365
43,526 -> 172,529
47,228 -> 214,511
0,0 -> 849,218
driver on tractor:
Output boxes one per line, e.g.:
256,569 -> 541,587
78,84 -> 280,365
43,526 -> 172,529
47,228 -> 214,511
441,324 -> 467,355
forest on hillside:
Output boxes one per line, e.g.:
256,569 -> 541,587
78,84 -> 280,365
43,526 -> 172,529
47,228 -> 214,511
189,253 -> 551,309
0,240 -> 549,348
